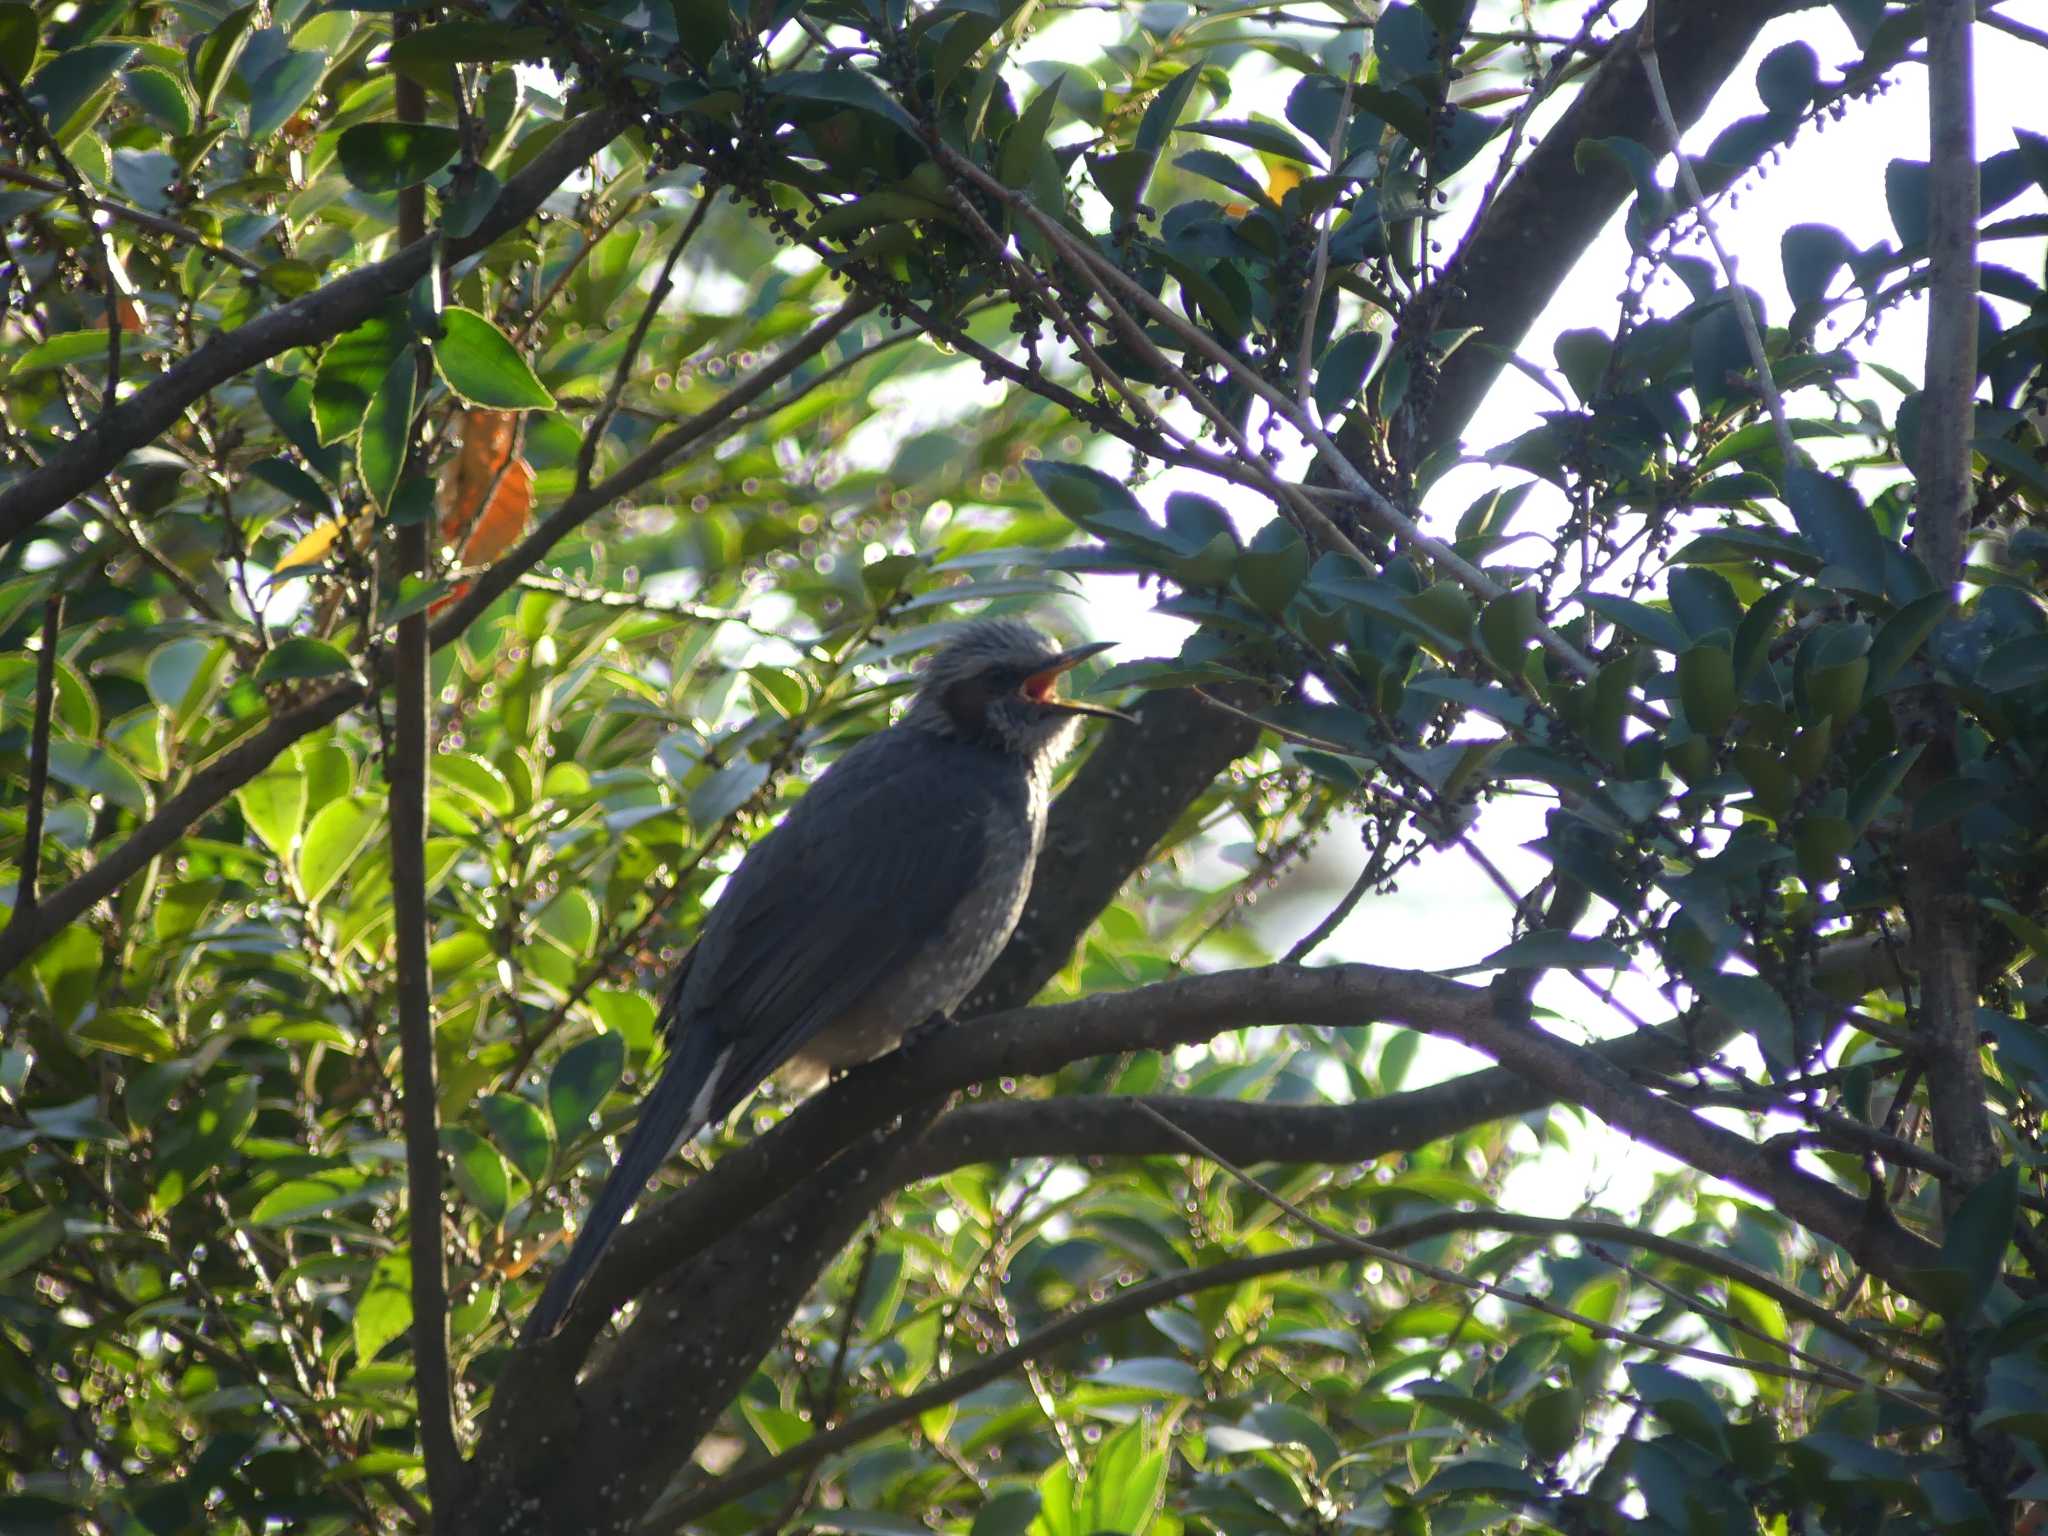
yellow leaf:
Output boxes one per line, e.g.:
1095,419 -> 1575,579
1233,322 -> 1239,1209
275,517 -> 346,574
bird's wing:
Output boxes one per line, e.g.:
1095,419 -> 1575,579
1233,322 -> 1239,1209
667,729 -> 1020,1110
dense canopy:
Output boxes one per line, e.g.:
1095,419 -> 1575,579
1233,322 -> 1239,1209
3,0 -> 2047,1532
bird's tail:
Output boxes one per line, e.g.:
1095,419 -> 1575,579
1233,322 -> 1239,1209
524,1025 -> 729,1341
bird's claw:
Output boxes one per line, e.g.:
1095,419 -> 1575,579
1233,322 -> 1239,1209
903,1011 -> 954,1048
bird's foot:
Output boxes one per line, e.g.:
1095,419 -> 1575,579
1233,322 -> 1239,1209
902,1011 -> 955,1049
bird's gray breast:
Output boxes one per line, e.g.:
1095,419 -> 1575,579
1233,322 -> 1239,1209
785,755 -> 1046,1083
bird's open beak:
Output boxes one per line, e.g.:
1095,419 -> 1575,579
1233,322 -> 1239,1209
1022,641 -> 1134,723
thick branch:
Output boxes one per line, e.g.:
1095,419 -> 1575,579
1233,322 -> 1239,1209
968,686 -> 1259,1012
1419,0 -> 1790,457
388,63 -> 461,1508
497,934 -> 1905,1387
0,106 -> 630,552
458,1115 -> 941,1536
1901,0 -> 1994,1206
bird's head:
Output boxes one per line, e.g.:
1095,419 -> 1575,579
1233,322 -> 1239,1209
906,618 -> 1130,761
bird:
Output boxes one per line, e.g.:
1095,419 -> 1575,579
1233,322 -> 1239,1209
524,618 -> 1127,1339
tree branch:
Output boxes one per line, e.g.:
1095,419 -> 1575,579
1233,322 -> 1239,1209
460,1114 -> 943,1536
387,57 -> 462,1509
0,162 -> 264,273
1637,5 -> 1797,467
8,594 -> 62,922
968,686 -> 1260,1013
643,1198 -> 1929,1532
1417,0 -> 1791,459
510,932 -> 1905,1376
0,298 -> 870,979
1902,0 -> 1995,1206
0,105 -> 631,553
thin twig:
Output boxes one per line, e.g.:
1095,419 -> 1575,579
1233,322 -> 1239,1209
0,297 -> 871,982
1297,64 -> 1357,414
1284,856 -> 1378,963
1636,4 -> 1796,469
933,142 -> 1609,684
515,572 -> 749,623
0,162 -> 265,274
11,595 -> 63,920
1978,3 -> 2048,49
0,80 -> 123,420
577,192 -> 715,493
1129,1099 -> 1883,1395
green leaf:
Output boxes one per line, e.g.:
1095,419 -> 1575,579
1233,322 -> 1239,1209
1626,1361 -> 1729,1452
124,63 -> 193,134
1678,642 -> 1738,734
443,1126 -> 511,1224
1180,115 -> 1320,164
1866,590 -> 1951,691
549,1033 -> 626,1138
9,329 -> 116,377
1086,1357 -> 1204,1397
1235,522 -> 1308,614
28,42 -> 135,136
1937,1163 -> 2018,1321
1467,933 -> 1629,973
337,120 -> 460,194
252,636 -> 353,685
1785,468 -> 1888,594
387,21 -> 548,87
1312,330 -> 1382,419
440,166 -> 501,239
1478,588 -> 1539,674
251,1169 -> 383,1225
772,68 -> 919,137
1078,1422 -> 1168,1533
1239,1402 -> 1339,1466
1521,1384 -> 1584,1463
298,793 -> 381,906
479,1094 -> 553,1182
354,1251 -> 412,1362
1173,148 -> 1273,209
0,1208 -> 67,1280
188,3 -> 251,119
1979,632 -> 2048,693
1782,222 -> 1853,315
435,751 -> 514,817
0,4 -> 37,87
1885,157 -> 1929,248
999,75 -> 1063,188
47,739 -> 148,812
535,889 -> 598,956
237,767 -> 308,858
358,347 -> 418,513
312,313 -> 407,445
75,1006 -> 177,1060
433,307 -> 553,410
247,48 -> 325,141
146,636 -> 230,735
1418,1460 -> 1546,1503
1026,460 -> 1176,551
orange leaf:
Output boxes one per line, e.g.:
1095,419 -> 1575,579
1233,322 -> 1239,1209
437,409 -> 534,564
431,410 -> 534,620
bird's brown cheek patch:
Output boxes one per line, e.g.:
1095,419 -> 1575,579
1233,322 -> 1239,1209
942,674 -> 999,732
